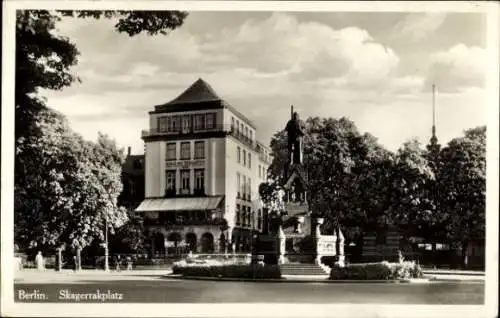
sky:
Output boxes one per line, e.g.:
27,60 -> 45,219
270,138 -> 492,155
41,11 -> 488,155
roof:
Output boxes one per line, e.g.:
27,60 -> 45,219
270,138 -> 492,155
150,78 -> 256,129
164,78 -> 221,105
135,196 -> 224,212
122,155 -> 145,177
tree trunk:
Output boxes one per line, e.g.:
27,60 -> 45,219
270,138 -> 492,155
431,242 -> 437,268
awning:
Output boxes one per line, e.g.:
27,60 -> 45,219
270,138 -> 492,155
135,196 -> 224,212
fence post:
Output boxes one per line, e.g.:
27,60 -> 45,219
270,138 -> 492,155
55,248 -> 62,271
76,248 -> 82,271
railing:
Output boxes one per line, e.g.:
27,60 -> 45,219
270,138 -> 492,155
142,124 -> 268,152
144,219 -> 219,227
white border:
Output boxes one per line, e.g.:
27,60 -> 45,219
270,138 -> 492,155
2,1 -> 499,317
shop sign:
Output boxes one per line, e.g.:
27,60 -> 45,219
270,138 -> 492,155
166,159 -> 205,168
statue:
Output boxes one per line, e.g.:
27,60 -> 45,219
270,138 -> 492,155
285,108 -> 305,166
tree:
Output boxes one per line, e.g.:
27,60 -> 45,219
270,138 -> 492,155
15,109 -> 128,253
267,116 -> 393,240
15,10 -> 188,253
110,214 -> 146,254
389,140 -> 437,242
438,126 -> 486,267
15,10 -> 187,141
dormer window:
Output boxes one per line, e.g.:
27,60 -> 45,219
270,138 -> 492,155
194,114 -> 205,130
182,115 -> 191,132
206,113 -> 215,129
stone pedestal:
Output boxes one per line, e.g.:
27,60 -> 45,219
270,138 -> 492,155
335,227 -> 345,268
55,248 -> 63,271
277,225 -> 286,264
76,248 -> 82,271
313,218 -> 324,265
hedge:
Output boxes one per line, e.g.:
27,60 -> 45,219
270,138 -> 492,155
173,264 -> 282,279
329,261 -> 424,280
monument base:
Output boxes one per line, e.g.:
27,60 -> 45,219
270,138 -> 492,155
251,234 -> 279,265
334,255 -> 346,268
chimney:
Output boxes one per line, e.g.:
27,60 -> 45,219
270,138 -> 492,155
127,146 -> 131,157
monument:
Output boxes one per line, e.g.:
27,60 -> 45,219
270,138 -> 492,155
252,106 -> 344,268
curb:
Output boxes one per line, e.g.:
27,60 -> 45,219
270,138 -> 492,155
422,271 -> 485,277
162,275 -> 432,284
428,277 -> 484,283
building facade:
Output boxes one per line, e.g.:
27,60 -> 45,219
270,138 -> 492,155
118,147 -> 145,213
135,78 -> 272,255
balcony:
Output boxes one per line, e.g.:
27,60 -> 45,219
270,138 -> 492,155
144,218 -> 218,227
142,124 -> 257,149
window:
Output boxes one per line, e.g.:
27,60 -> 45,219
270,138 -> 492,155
258,210 -> 262,230
166,143 -> 176,161
248,153 -> 251,168
245,127 -> 249,138
236,120 -> 240,133
250,130 -> 253,141
236,173 -> 241,198
242,175 -> 246,200
236,204 -> 241,225
243,149 -> 246,166
194,169 -> 204,193
182,115 -> 191,132
172,116 -> 180,132
251,211 -> 255,229
166,116 -> 174,132
181,170 -> 190,192
206,113 -> 215,129
158,116 -> 167,132
194,114 -> 205,130
248,177 -> 251,201
194,141 -> 205,159
165,170 -> 176,195
231,117 -> 235,131
240,123 -> 244,136
240,206 -> 245,226
180,142 -> 190,160
246,207 -> 251,227
237,146 -> 241,163
258,165 -> 261,178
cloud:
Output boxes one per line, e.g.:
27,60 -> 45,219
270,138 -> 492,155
53,13 -> 401,96
426,44 -> 486,92
393,13 -> 447,42
42,12 -> 487,155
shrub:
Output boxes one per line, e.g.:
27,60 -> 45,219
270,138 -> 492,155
173,264 -> 281,279
329,261 -> 423,280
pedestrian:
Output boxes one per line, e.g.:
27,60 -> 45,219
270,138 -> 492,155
115,255 -> 121,272
35,251 -> 45,271
126,256 -> 133,271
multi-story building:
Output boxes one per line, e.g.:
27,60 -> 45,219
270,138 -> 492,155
118,147 -> 145,214
135,78 -> 272,255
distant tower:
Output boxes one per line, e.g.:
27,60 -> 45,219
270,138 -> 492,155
428,83 -> 440,154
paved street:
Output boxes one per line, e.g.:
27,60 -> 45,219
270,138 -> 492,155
13,270 -> 484,304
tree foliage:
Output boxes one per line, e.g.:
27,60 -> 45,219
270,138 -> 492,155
267,116 -> 393,238
266,115 -> 486,254
15,109 -> 128,252
15,10 -> 187,139
438,126 -> 486,249
14,10 -> 187,252
389,140 -> 436,238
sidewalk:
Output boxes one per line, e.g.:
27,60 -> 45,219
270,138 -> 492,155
14,269 -> 173,283
14,268 -> 485,284
422,269 -> 485,276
